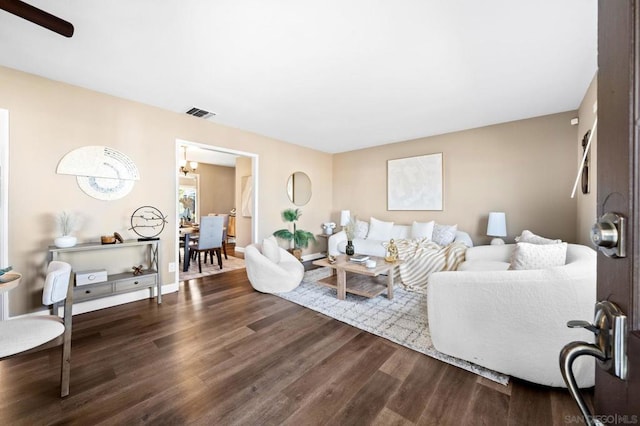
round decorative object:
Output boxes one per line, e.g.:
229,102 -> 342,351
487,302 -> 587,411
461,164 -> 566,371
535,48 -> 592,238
129,206 -> 167,240
57,146 -> 140,201
54,235 -> 77,248
77,175 -> 135,201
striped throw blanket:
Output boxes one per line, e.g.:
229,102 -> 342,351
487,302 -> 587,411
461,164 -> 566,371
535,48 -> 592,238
394,238 -> 467,293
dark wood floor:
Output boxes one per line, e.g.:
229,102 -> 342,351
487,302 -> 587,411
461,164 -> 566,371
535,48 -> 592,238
0,268 -> 592,425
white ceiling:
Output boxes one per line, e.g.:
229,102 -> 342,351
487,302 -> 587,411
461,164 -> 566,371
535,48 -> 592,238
0,1 -> 597,154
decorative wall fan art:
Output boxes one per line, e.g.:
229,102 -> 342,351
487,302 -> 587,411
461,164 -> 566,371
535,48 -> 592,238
57,146 -> 140,200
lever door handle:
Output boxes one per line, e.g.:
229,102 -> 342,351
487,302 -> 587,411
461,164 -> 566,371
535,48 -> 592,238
560,301 -> 628,426
560,342 -> 607,426
567,320 -> 599,335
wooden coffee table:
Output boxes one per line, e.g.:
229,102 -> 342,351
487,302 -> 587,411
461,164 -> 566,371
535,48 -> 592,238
311,255 -> 402,300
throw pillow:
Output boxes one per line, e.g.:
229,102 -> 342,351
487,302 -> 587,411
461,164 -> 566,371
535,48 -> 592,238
509,242 -> 568,270
515,230 -> 562,245
432,223 -> 458,246
411,220 -> 435,240
355,220 -> 369,239
262,235 -> 281,263
366,217 -> 394,241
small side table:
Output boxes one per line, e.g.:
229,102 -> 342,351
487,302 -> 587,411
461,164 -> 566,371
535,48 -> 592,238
0,273 -> 22,294
316,233 -> 334,255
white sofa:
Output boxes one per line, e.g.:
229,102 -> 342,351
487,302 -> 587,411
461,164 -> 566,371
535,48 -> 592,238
244,243 -> 304,293
328,225 -> 474,257
427,243 -> 597,388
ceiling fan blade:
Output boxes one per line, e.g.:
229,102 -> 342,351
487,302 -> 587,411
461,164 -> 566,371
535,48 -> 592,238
0,0 -> 74,37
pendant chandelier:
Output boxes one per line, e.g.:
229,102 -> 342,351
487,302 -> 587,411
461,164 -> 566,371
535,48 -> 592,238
180,146 -> 198,176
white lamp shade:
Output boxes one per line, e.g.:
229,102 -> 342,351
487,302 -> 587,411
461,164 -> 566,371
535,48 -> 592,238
340,210 -> 351,226
487,212 -> 507,237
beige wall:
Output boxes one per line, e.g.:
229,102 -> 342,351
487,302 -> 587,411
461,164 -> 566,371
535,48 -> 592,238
0,65 -> 332,315
197,163 -> 236,217
333,112 -> 579,245
575,74 -> 598,245
234,157 -> 253,248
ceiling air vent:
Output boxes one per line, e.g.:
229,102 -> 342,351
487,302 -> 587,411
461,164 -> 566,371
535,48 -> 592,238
185,107 -> 216,119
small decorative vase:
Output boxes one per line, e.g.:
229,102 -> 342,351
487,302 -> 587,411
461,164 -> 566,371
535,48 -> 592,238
346,240 -> 355,256
54,235 -> 77,248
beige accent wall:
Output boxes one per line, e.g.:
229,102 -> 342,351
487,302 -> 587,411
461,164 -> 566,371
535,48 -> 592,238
333,112 -> 579,245
0,65 -> 332,315
575,74 -> 598,246
197,163 -> 236,217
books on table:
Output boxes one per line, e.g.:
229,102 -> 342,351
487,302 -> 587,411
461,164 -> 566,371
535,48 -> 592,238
349,255 -> 369,263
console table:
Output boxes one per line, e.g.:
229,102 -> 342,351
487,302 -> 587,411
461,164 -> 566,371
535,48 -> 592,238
47,240 -> 162,304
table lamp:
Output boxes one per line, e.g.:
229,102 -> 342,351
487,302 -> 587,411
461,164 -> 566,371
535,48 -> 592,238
340,210 -> 351,228
487,212 -> 507,245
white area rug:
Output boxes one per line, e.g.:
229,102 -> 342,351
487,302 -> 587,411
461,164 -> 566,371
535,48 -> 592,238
276,267 -> 509,385
179,255 -> 245,281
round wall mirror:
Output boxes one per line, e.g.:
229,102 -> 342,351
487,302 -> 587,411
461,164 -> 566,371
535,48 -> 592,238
287,171 -> 312,206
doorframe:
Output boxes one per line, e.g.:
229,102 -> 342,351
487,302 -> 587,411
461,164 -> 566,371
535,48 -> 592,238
0,109 -> 9,320
174,139 -> 259,283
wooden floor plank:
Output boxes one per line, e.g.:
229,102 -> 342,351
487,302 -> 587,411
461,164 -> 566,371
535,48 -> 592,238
507,380 -> 553,426
417,364 -> 478,426
281,340 -> 397,425
385,353 -> 447,422
461,382 -> 510,426
329,370 -> 402,425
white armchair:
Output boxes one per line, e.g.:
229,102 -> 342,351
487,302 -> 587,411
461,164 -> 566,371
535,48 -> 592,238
0,261 -> 73,397
245,243 -> 304,293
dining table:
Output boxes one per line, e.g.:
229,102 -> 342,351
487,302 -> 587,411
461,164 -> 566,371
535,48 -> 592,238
180,227 -> 199,272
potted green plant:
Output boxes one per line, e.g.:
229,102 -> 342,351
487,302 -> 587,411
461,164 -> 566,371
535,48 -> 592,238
273,208 -> 316,260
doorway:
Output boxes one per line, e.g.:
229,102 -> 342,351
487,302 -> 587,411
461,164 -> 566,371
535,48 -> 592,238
174,139 -> 258,283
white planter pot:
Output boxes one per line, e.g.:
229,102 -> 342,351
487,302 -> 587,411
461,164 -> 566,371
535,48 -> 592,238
54,235 -> 77,248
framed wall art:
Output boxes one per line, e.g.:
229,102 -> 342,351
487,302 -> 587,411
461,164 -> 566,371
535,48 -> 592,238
387,152 -> 443,211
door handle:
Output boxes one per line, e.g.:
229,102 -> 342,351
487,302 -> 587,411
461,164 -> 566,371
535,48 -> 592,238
560,342 -> 606,426
591,212 -> 626,257
559,301 -> 628,426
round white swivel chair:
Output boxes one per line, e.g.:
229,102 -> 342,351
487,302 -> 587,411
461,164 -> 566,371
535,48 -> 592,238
245,241 -> 304,293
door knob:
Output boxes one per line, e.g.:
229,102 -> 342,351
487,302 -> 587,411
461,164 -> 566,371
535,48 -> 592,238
591,212 -> 626,257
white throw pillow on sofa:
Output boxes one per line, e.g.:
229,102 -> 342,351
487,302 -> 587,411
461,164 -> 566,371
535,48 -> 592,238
355,220 -> 369,239
411,220 -> 435,240
515,230 -> 562,245
432,223 -> 458,246
262,235 -> 281,263
366,217 -> 394,241
509,242 -> 567,270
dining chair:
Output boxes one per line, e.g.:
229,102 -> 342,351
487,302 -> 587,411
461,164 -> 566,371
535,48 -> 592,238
0,261 -> 73,397
191,215 -> 224,273
208,213 -> 230,259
